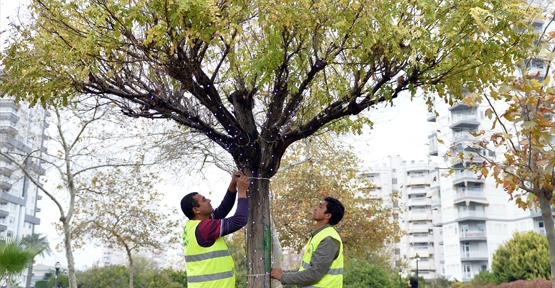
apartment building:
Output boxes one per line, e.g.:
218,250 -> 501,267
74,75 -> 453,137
0,98 -> 48,286
360,156 -> 439,279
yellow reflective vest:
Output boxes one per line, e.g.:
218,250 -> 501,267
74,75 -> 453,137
182,220 -> 235,288
298,226 -> 344,287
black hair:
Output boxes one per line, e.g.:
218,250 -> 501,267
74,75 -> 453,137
324,197 -> 345,225
181,192 -> 200,220
409,277 -> 419,288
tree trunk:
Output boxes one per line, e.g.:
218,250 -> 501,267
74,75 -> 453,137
538,191 -> 555,288
246,178 -> 272,288
62,221 -> 78,288
125,246 -> 134,288
25,261 -> 34,288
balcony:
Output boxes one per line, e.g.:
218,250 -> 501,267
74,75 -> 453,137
450,114 -> 480,129
408,211 -> 432,221
432,213 -> 442,227
429,144 -> 438,156
530,206 -> 555,217
452,171 -> 484,185
454,190 -> 488,206
406,177 -> 430,186
408,197 -> 429,207
0,193 -> 25,206
456,211 -> 487,221
451,152 -> 481,166
410,247 -> 432,257
24,214 -> 41,225
409,224 -> 431,233
407,187 -> 428,195
407,161 -> 432,172
460,250 -> 488,262
410,234 -> 434,243
449,102 -> 476,111
427,111 -> 437,122
453,132 -> 476,143
524,58 -> 548,80
0,109 -> 19,122
460,231 -> 487,241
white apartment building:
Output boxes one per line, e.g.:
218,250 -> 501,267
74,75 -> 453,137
364,96 -> 552,283
0,98 -> 48,286
360,156 -> 439,279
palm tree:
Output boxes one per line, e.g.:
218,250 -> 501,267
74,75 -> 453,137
22,233 -> 52,288
0,236 -> 48,288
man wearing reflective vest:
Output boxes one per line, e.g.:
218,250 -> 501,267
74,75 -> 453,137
270,197 -> 345,287
180,171 -> 250,288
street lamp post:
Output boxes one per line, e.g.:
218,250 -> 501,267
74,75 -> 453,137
398,269 -> 402,288
54,262 -> 61,288
415,254 -> 420,280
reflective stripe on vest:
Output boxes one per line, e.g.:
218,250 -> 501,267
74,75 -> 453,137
185,250 -> 231,262
183,220 -> 235,288
301,262 -> 344,275
299,226 -> 344,288
188,271 -> 234,283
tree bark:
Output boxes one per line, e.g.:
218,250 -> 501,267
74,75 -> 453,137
62,221 -> 78,288
125,246 -> 134,288
245,178 -> 272,288
25,261 -> 34,288
537,191 -> 555,288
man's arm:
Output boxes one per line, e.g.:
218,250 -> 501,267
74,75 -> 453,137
278,237 -> 339,286
213,171 -> 244,219
212,190 -> 237,219
196,173 -> 249,247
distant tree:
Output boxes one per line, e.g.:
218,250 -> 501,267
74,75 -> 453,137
46,274 -> 69,288
471,270 -> 498,286
69,166 -> 180,288
75,258 -> 187,288
22,233 -> 52,288
160,268 -> 187,287
492,231 -> 550,283
271,134 -> 402,257
34,280 -> 49,288
0,99 -> 162,288
426,275 -> 455,288
76,265 -> 129,288
343,259 -> 395,288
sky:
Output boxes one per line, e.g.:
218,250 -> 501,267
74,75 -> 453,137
0,0 -> 435,270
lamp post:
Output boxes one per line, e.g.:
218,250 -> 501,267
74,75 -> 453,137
54,262 -> 61,288
398,269 -> 402,288
415,254 -> 420,280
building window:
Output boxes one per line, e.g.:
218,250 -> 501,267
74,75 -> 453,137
7,231 -> 13,237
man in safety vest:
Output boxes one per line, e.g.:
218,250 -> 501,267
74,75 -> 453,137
270,197 -> 345,287
180,171 -> 250,288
